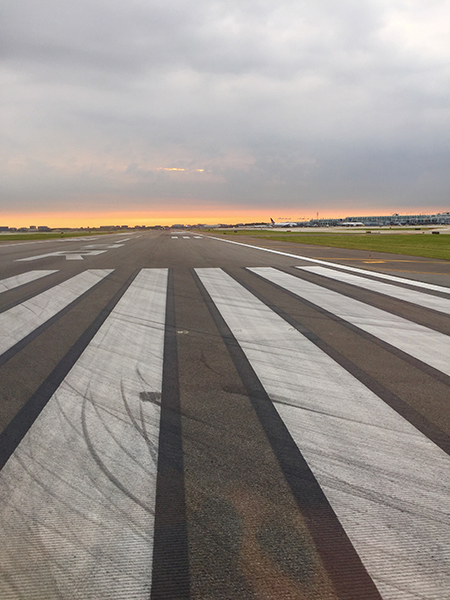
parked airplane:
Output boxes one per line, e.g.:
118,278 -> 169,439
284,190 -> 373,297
270,218 -> 299,227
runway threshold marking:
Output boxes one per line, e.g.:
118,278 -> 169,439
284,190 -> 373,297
302,263 -> 450,294
207,235 -> 450,294
0,270 -> 58,294
196,267 -> 450,600
0,269 -> 112,358
249,267 -> 450,379
297,266 -> 450,315
0,269 -> 168,600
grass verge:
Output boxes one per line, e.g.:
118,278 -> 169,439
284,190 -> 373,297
216,231 -> 450,260
0,231 -> 113,242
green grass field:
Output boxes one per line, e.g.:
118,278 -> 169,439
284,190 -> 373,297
0,231 -> 112,242
217,230 -> 450,260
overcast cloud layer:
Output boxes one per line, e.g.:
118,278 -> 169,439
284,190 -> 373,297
2,0 -> 450,219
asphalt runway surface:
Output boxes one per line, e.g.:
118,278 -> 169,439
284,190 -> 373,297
0,230 -> 449,600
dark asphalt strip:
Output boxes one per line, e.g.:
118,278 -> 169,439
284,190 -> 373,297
151,269 -> 190,600
193,269 -> 383,600
0,270 -> 139,470
0,270 -> 116,369
237,268 -> 450,457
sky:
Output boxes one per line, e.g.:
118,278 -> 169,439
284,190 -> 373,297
2,0 -> 450,226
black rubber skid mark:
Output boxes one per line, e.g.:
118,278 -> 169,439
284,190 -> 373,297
193,268 -> 383,600
150,270 -> 190,600
0,270 -> 140,471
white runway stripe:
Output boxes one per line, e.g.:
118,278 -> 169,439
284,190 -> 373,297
0,269 -> 112,357
249,267 -> 450,378
208,235 -> 450,295
297,265 -> 450,315
196,267 -> 450,600
297,261 -> 450,294
0,269 -> 168,600
0,270 -> 58,294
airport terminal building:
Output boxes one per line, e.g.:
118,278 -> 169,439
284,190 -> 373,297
309,212 -> 450,227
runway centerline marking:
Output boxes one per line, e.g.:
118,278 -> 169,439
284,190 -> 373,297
0,269 -> 168,599
196,267 -> 450,600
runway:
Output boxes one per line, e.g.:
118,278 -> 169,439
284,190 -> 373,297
0,230 -> 449,600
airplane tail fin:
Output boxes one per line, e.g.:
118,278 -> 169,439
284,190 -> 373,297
270,217 -> 275,224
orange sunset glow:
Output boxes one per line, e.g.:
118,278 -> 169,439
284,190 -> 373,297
0,204 -> 442,228
1,208 -> 281,229
2,204 -> 446,229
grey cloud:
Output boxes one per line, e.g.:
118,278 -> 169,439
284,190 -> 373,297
1,0 -> 450,217
0,1 -> 404,81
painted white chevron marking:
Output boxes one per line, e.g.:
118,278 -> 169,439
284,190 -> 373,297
197,267 -> 450,600
16,250 -> 107,261
0,269 -> 168,599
